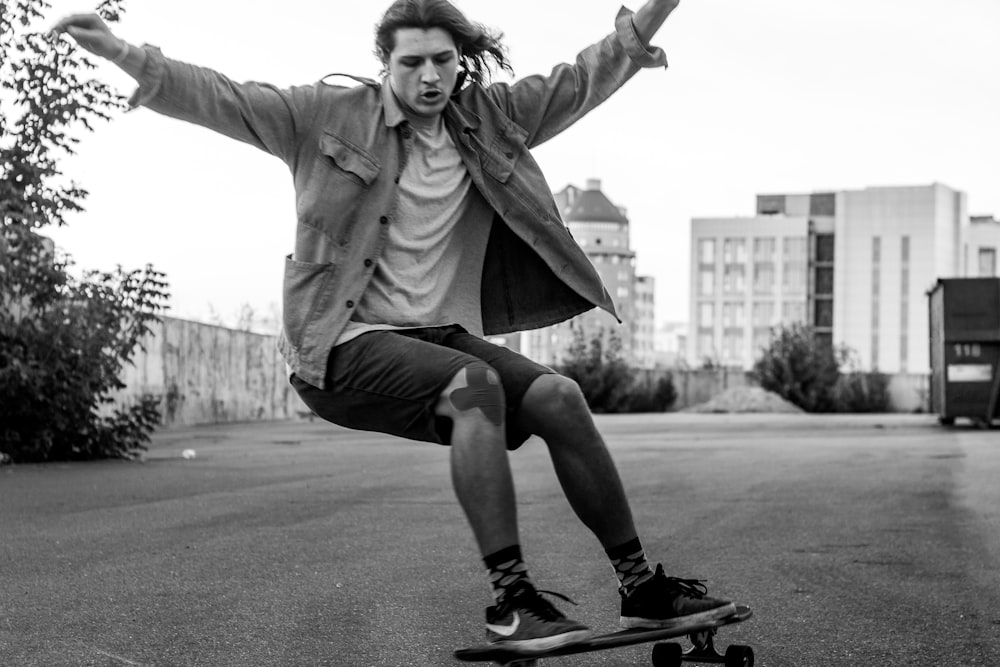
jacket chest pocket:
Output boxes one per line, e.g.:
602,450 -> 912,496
480,122 -> 527,184
319,132 -> 381,187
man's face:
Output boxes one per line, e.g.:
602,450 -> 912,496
387,27 -> 459,119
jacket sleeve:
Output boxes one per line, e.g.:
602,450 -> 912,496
486,7 -> 667,149
127,46 -> 320,168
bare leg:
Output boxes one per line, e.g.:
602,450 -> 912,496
437,365 -> 519,556
515,374 -> 638,549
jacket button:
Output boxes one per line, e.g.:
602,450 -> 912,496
379,216 -> 389,224
346,300 -> 355,308
364,259 -> 373,268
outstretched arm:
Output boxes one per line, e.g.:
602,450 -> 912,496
48,13 -> 324,167
51,14 -> 146,78
632,0 -> 682,46
485,4 -> 674,149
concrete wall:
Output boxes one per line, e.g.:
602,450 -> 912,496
114,317 -> 931,425
114,317 -> 309,427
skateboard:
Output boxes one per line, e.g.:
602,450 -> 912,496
455,604 -> 753,666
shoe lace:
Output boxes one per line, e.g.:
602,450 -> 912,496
662,576 -> 709,599
501,585 -> 578,622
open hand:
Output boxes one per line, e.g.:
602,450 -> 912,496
50,13 -> 123,60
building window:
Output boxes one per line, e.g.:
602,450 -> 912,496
815,234 -> 835,262
724,264 -> 746,293
753,238 -> 776,295
753,264 -> 775,294
782,237 -> 807,293
698,268 -> 716,296
752,328 -> 772,354
722,330 -> 743,364
752,301 -> 774,356
782,300 -> 805,324
697,332 -> 716,362
754,237 -> 776,263
980,248 -> 997,276
699,302 -> 715,328
815,266 -> 834,295
723,239 -> 747,294
722,301 -> 745,329
698,239 -> 716,265
814,299 -> 833,328
722,302 -> 745,328
752,301 -> 774,327
723,238 -> 747,264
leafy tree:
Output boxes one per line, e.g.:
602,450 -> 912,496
751,322 -> 846,413
1,0 -> 169,462
555,326 -> 676,413
556,327 -> 632,412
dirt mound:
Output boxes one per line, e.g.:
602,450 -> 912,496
684,386 -> 804,414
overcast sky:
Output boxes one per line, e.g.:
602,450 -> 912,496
44,0 -> 1000,331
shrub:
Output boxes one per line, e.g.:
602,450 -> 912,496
833,367 -> 892,414
1,0 -> 170,462
554,327 -> 677,413
751,323 -> 847,413
621,372 -> 678,413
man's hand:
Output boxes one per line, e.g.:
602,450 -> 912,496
51,14 -> 123,61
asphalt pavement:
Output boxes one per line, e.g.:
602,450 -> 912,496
2,413 -> 999,666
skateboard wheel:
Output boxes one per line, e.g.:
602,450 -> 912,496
651,641 -> 683,667
724,644 -> 754,667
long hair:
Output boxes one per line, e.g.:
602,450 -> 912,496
374,0 -> 513,90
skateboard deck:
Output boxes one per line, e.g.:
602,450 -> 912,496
455,604 -> 753,666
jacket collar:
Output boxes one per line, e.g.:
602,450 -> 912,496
381,80 -> 407,128
381,78 -> 482,133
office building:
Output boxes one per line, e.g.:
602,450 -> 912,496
688,184 -> 995,374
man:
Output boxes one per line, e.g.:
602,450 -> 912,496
55,0 -> 735,653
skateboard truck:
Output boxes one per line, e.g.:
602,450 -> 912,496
652,625 -> 755,666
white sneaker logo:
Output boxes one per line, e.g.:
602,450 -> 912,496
487,612 -> 521,637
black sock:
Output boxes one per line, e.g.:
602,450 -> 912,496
606,537 -> 654,596
484,544 -> 530,602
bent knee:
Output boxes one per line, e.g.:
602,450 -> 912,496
532,374 -> 588,416
438,361 -> 505,426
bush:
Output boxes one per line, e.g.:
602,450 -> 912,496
833,371 -> 892,413
553,327 -> 677,413
1,0 -> 170,463
751,323 -> 846,413
621,373 -> 678,413
753,323 -> 896,414
1,231 -> 168,461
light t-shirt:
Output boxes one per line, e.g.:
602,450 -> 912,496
336,107 -> 493,346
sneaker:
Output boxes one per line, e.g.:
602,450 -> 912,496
620,564 -> 737,629
485,580 -> 591,653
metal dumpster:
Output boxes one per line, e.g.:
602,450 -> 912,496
928,277 -> 1000,427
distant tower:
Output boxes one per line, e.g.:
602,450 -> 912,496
521,179 -> 655,368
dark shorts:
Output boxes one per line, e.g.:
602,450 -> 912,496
290,325 -> 553,450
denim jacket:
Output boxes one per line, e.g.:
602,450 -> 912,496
129,7 -> 666,388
